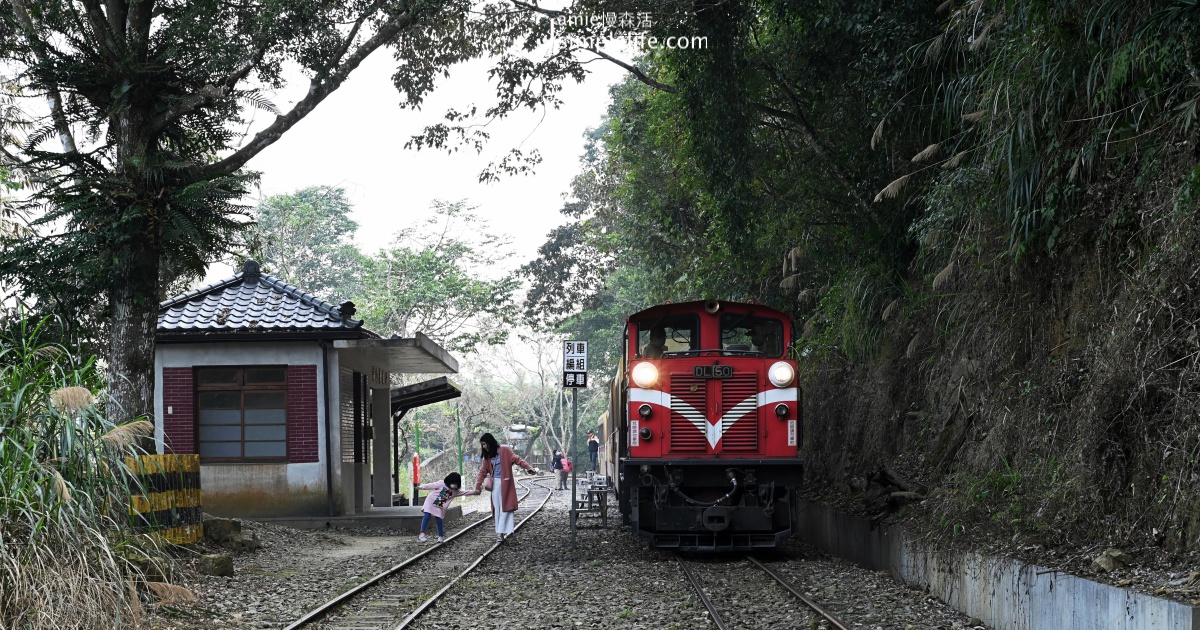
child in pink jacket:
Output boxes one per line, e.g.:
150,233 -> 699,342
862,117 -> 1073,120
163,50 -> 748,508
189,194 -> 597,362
417,472 -> 476,543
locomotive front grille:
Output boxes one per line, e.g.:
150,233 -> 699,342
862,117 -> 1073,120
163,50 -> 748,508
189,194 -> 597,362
720,373 -> 759,451
669,373 -> 707,452
668,372 -> 761,452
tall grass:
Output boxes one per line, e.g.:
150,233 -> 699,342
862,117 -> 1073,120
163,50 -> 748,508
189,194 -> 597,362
1,313 -> 156,629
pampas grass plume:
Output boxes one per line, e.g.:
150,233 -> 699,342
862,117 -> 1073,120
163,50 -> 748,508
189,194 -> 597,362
925,33 -> 947,62
906,334 -> 923,358
969,24 -> 991,51
802,316 -> 818,339
102,420 -> 154,449
882,299 -> 901,322
146,582 -> 198,605
51,386 -> 94,413
933,260 -> 957,291
49,467 -> 72,503
874,174 -> 911,202
912,143 -> 939,163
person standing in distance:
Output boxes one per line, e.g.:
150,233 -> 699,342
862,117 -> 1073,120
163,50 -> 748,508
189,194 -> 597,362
551,448 -> 566,490
587,431 -> 600,473
473,432 -> 537,542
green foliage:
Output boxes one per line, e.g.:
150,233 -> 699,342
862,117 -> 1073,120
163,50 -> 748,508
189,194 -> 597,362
524,0 -> 940,336
796,268 -> 892,364
250,186 -> 368,301
0,312 -> 159,628
356,201 -> 520,353
912,0 -> 1200,255
0,0 -> 619,422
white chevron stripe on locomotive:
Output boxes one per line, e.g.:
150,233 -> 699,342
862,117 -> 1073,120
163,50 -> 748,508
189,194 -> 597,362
630,387 -> 797,449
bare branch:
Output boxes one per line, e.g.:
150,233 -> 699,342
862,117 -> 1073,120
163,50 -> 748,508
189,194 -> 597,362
584,48 -> 678,94
753,100 -> 873,217
9,0 -> 79,156
127,0 -> 154,60
146,85 -> 227,136
79,0 -> 119,56
198,13 -> 416,180
104,0 -> 128,43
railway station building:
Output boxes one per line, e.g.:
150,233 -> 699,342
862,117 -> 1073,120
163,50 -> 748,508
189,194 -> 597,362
153,260 -> 460,520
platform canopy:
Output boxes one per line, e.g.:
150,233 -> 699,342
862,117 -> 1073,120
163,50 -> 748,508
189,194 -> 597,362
391,376 -> 462,417
334,332 -> 459,377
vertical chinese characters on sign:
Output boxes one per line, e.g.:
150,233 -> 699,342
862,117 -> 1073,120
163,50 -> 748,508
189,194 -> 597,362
563,341 -> 588,388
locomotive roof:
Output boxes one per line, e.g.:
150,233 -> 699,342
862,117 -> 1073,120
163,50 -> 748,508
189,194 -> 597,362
628,300 -> 790,322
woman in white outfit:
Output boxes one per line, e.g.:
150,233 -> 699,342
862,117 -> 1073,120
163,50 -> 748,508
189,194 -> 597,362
473,432 -> 537,542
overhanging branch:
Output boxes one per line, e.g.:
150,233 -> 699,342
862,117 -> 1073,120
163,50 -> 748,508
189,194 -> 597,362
584,48 -> 677,94
197,12 -> 416,180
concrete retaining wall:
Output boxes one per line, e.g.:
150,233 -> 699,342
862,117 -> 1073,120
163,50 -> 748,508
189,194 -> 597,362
796,499 -> 1200,630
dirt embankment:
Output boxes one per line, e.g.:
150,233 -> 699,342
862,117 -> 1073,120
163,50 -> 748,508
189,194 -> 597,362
800,151 -> 1200,572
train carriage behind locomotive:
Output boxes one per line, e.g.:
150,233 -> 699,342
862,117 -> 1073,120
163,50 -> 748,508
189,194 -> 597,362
602,299 -> 803,551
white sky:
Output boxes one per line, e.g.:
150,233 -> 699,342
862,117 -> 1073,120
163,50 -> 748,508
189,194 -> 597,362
204,46 -> 627,284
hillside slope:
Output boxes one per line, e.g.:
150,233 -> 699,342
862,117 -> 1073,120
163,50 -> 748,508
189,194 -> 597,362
801,151 -> 1200,557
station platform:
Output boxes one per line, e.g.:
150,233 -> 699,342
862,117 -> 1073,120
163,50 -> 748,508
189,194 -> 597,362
253,505 -> 470,531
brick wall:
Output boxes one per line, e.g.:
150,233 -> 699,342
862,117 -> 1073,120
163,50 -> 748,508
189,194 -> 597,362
287,365 -> 319,463
162,368 -> 195,454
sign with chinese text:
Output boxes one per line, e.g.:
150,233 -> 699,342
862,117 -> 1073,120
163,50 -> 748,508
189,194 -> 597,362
563,340 -> 588,388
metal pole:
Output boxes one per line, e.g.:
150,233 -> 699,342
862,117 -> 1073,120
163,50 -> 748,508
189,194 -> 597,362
456,403 -> 463,476
570,387 -> 578,549
412,410 -> 420,505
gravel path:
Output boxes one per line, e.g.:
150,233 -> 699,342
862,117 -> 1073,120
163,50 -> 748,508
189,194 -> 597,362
145,483 -> 985,629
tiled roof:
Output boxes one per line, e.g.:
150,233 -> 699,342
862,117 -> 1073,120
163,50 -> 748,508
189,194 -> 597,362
158,261 -> 366,334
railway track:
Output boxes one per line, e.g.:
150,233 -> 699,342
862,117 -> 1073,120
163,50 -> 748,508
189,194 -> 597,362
284,475 -> 554,630
677,554 -> 851,630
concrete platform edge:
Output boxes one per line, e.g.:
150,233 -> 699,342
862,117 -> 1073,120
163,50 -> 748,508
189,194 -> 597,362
796,498 -> 1200,630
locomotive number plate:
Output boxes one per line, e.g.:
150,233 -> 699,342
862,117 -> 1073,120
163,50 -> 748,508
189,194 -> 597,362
693,365 -> 733,379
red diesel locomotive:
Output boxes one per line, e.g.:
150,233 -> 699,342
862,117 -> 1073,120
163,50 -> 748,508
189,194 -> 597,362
603,299 -> 803,550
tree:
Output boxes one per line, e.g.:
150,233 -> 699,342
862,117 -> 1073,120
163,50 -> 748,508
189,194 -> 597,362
0,0 -> 596,422
250,185 -> 367,301
466,332 -> 607,456
356,201 -> 520,353
520,0 -> 945,342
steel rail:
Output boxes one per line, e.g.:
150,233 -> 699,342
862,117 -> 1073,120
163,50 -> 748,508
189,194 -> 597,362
746,556 -> 851,630
282,474 -> 550,630
675,556 -> 729,630
393,475 -> 555,629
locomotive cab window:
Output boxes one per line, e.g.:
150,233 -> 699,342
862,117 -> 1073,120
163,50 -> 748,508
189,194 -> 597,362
195,366 -> 288,462
636,314 -> 699,358
720,314 -> 785,357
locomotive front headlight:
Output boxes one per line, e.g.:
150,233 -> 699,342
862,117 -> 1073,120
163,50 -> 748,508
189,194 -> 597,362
768,361 -> 795,387
631,362 -> 659,388
774,403 -> 789,418
638,404 -> 653,419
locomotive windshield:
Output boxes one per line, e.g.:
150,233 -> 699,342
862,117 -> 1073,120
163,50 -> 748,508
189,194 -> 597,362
720,313 -> 785,357
636,314 -> 699,358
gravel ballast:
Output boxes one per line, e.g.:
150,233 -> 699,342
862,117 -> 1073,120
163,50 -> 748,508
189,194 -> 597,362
146,481 -> 985,629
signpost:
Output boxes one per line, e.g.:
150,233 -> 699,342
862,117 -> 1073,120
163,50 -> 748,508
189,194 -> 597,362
563,340 -> 588,549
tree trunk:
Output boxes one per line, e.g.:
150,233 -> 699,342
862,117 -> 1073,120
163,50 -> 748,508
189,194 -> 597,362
107,271 -> 159,424
106,111 -> 162,425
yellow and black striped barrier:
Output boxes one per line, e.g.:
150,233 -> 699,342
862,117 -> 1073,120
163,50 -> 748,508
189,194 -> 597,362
125,454 -> 203,544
